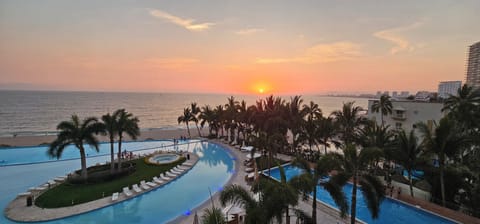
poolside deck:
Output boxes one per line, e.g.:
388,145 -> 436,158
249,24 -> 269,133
4,153 -> 199,222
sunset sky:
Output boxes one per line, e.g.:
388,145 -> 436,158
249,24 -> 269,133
0,0 -> 479,94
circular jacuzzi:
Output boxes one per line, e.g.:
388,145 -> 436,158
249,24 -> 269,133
147,153 -> 180,165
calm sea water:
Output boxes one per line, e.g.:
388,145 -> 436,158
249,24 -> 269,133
0,90 -> 369,137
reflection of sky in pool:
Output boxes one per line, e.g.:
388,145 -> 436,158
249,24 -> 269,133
267,165 -> 455,224
0,141 -> 234,223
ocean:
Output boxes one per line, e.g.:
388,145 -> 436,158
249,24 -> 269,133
0,90 -> 369,137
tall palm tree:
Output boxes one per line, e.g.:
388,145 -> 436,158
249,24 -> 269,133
287,95 -> 305,154
116,109 -> 140,170
417,117 -> 470,206
392,129 -> 423,197
332,145 -> 385,224
289,155 -> 349,224
371,94 -> 393,127
199,105 -> 217,137
317,116 -> 340,155
49,115 -> 104,180
303,101 -> 322,120
191,102 -> 202,137
225,96 -> 239,142
101,112 -> 118,173
442,84 -> 480,129
220,185 -> 266,223
331,102 -> 366,145
178,107 -> 193,137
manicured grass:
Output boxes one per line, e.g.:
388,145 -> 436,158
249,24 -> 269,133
35,157 -> 186,208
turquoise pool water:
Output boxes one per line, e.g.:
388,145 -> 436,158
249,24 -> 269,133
267,165 -> 456,224
0,140 -> 234,223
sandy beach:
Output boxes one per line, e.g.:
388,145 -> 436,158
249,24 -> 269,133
0,128 -> 209,147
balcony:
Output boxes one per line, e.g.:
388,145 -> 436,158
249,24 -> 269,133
392,106 -> 406,121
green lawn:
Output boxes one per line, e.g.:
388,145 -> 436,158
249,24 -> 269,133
35,157 -> 186,208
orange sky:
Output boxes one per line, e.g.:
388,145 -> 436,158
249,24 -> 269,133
0,1 -> 479,94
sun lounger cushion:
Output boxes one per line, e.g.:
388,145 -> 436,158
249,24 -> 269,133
132,184 -> 142,193
112,192 -> 119,201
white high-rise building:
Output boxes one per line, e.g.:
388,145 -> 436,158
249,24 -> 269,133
466,41 -> 480,89
438,81 -> 461,99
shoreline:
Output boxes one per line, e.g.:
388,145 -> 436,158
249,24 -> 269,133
0,128 -> 208,147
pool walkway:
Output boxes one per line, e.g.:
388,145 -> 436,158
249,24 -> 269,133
173,139 -> 350,224
4,153 -> 199,222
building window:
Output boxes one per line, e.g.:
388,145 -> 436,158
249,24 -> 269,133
412,124 -> 417,129
395,122 -> 402,129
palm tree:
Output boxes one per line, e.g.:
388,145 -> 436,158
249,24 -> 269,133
191,102 -> 202,137
317,116 -> 340,155
417,117 -> 470,206
178,107 -> 193,137
371,94 -> 393,127
201,207 -> 226,224
220,185 -> 266,223
289,155 -> 348,224
442,84 -> 480,129
199,105 -> 216,137
49,115 -> 104,180
391,129 -> 423,197
101,112 -> 118,173
331,102 -> 366,145
287,95 -> 305,154
332,145 -> 385,224
116,109 -> 140,171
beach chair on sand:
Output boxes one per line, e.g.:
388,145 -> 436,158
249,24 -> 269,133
153,176 -> 164,185
123,187 -> 133,197
160,173 -> 171,181
132,184 -> 142,193
139,181 -> 150,190
112,192 -> 119,201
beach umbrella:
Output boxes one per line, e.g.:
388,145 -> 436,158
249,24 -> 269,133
193,211 -> 199,224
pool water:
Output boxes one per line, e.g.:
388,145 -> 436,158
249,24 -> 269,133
149,154 -> 180,164
0,140 -> 234,223
267,165 -> 456,224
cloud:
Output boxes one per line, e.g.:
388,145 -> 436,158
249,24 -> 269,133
149,9 -> 214,31
255,41 -> 362,64
373,21 -> 423,54
235,28 -> 264,35
145,57 -> 199,69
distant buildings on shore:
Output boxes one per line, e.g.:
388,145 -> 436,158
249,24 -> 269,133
466,41 -> 480,89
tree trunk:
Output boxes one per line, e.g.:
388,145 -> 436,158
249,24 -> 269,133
110,137 -> 115,173
324,143 -> 328,155
312,186 -> 317,224
186,122 -> 191,137
286,206 -> 290,224
408,171 -> 414,197
195,122 -> 201,137
117,134 -> 123,171
440,161 -> 446,206
350,172 -> 358,224
381,112 -> 384,128
79,146 -> 88,181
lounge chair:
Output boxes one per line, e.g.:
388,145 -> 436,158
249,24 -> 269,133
17,192 -> 31,197
132,184 -> 142,193
175,166 -> 186,172
112,192 -> 119,201
183,162 -> 193,166
123,187 -> 133,197
160,173 -> 171,181
166,171 -> 178,177
146,181 -> 157,188
140,181 -> 150,190
170,169 -> 182,175
245,167 -> 254,172
54,176 -> 66,182
153,176 -> 164,184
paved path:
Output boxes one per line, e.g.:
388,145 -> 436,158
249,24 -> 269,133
5,153 -> 199,222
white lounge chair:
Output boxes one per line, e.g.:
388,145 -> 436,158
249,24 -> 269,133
166,171 -> 177,177
132,184 -> 142,193
123,187 -> 133,197
17,192 -> 31,197
146,181 -> 157,187
183,162 -> 193,167
160,173 -> 171,181
245,167 -> 254,172
140,181 -> 151,190
153,176 -> 164,184
174,166 -> 186,172
47,180 -> 56,186
112,192 -> 119,201
54,176 -> 66,182
170,169 -> 182,175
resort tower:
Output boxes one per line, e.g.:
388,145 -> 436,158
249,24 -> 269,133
466,41 -> 480,89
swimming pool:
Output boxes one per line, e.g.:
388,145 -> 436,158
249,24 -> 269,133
148,153 -> 180,164
0,140 -> 234,223
267,165 -> 456,224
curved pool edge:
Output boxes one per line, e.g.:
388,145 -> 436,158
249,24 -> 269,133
4,154 -> 200,223
166,140 -> 239,224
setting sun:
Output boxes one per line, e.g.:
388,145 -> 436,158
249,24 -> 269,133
258,88 -> 265,94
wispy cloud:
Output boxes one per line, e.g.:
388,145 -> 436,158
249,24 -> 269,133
235,28 -> 264,35
373,21 -> 423,54
256,41 -> 362,64
149,9 -> 214,31
145,57 -> 199,69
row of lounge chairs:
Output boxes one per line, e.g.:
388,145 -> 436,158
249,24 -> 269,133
113,161 -> 194,201
18,175 -> 68,198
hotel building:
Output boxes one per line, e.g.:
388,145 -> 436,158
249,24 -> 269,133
466,41 -> 480,89
438,81 -> 461,99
